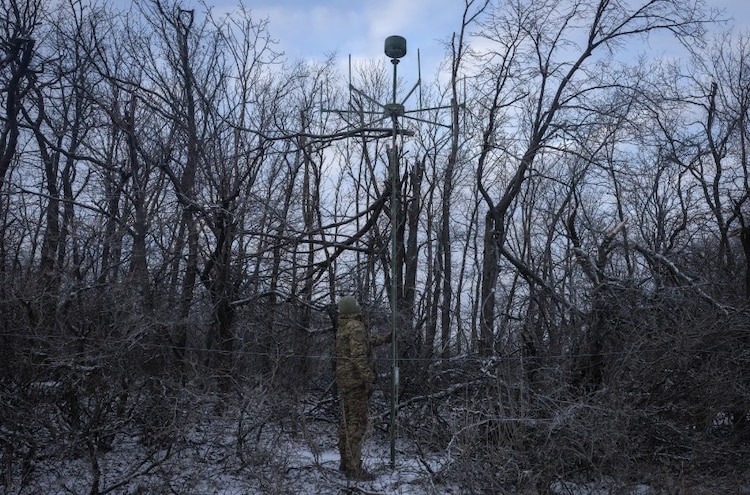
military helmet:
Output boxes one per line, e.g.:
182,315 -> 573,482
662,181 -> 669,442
338,295 -> 362,315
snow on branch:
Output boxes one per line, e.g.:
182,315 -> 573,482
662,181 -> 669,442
634,244 -> 731,315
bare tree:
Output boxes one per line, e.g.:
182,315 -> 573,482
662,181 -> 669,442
434,0 -> 489,358
0,0 -> 38,195
470,0 -> 708,356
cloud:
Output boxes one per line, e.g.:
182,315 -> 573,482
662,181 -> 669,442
236,0 -> 458,67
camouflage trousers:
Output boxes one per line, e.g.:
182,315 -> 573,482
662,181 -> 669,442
338,385 -> 370,477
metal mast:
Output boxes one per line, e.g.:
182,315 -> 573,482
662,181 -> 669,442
384,35 -> 406,469
322,35 -> 455,469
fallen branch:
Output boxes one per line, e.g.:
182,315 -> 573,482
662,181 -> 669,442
373,379 -> 484,422
634,244 -> 731,315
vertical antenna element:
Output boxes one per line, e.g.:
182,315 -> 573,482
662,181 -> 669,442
348,54 -> 353,111
463,76 -> 467,136
418,48 -> 422,110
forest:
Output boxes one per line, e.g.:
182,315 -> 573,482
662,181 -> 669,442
1,0 -> 749,492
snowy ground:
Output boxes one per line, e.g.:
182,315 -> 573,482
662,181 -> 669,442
9,397 -> 463,495
19,435 -> 460,494
7,395 -> 750,494
15,422 -> 745,495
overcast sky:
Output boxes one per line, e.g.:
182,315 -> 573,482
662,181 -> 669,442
114,0 -> 750,80
237,0 -> 463,65
203,0 -> 750,66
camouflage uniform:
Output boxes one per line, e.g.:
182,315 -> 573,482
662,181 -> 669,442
336,297 -> 376,478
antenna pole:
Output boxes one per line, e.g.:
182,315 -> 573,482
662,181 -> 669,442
325,35 -> 452,473
391,58 -> 399,105
388,55 -> 400,471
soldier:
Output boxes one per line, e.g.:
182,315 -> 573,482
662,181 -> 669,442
335,296 -> 387,479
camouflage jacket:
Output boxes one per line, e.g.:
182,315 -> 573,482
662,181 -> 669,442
335,314 -> 376,391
